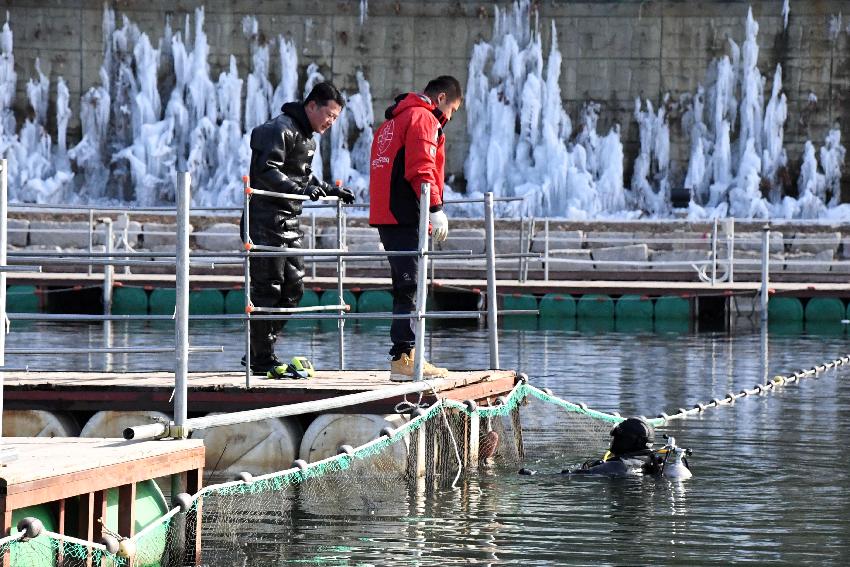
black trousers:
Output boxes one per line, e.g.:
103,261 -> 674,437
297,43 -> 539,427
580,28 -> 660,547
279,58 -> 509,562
378,225 -> 420,358
242,206 -> 305,365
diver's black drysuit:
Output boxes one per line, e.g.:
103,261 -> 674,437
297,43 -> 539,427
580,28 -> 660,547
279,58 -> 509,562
566,451 -> 663,476
242,102 -> 332,370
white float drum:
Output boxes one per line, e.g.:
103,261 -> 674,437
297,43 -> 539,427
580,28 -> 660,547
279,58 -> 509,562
299,413 -> 410,473
193,415 -> 303,481
80,410 -> 171,438
2,410 -> 80,437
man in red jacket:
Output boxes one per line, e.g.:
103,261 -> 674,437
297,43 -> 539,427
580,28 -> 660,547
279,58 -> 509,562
369,76 -> 462,381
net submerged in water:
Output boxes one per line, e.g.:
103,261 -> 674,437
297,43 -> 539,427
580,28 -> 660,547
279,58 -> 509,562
0,383 -> 632,566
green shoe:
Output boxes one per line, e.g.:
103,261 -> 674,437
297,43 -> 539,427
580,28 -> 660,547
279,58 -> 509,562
265,357 -> 315,380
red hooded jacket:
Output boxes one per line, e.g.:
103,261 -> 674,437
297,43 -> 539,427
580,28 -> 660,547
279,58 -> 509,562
369,93 -> 447,226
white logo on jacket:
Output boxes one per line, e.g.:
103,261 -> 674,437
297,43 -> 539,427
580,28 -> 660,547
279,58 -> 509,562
376,120 -> 395,154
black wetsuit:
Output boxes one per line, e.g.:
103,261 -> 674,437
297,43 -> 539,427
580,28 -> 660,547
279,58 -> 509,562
242,102 -> 332,368
566,451 -> 664,477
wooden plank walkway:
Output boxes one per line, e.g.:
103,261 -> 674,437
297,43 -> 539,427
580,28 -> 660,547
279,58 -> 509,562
7,271 -> 850,297
0,438 -> 204,553
3,369 -> 518,414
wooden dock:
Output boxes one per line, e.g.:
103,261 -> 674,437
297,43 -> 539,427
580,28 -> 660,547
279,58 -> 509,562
0,437 -> 204,564
2,369 -> 518,415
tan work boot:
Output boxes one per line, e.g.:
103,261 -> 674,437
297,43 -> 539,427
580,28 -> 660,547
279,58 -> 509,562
390,349 -> 449,381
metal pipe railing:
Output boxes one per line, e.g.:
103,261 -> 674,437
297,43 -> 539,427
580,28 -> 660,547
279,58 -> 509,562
124,378 -> 451,440
412,184 -> 430,382
5,346 -> 222,355
174,172 -> 191,429
242,175 -> 253,387
484,192 -> 499,370
0,159 -> 6,445
760,224 -> 770,322
336,197 -> 346,369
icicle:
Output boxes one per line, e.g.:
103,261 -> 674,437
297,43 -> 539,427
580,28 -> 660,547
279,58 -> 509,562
271,35 -> 298,113
820,128 -> 846,208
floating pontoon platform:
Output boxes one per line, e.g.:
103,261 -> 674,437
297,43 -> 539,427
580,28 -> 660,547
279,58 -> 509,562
2,370 -> 517,414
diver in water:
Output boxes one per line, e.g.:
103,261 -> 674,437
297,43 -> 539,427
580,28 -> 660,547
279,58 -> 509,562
567,417 -> 663,476
519,416 -> 692,479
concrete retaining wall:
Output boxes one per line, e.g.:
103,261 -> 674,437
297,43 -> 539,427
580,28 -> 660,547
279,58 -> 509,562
5,0 -> 850,191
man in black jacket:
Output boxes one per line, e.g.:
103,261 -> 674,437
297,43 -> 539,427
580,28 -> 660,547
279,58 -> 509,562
243,82 -> 355,377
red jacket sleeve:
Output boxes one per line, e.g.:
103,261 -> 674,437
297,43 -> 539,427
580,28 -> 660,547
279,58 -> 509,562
403,109 -> 443,210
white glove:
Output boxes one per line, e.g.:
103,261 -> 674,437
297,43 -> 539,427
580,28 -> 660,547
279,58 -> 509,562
429,210 -> 449,243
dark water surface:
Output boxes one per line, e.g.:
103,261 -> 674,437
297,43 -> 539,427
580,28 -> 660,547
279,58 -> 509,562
7,319 -> 850,565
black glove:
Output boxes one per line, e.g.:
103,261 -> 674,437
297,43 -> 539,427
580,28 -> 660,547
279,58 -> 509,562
305,185 -> 326,201
332,186 -> 356,204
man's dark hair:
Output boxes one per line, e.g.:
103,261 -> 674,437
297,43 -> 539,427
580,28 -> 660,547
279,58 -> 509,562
423,75 -> 463,103
305,81 -> 345,108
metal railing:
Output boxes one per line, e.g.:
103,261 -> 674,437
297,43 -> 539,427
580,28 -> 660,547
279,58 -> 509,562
0,165 -> 538,442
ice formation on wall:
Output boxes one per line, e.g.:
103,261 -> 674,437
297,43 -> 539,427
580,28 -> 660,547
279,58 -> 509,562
0,15 -> 75,204
462,3 -> 629,218
682,7 -> 847,220
330,70 -> 374,201
0,1 -> 845,220
0,7 -> 372,208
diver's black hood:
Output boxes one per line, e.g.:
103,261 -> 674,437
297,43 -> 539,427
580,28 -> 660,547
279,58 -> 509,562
609,417 -> 654,456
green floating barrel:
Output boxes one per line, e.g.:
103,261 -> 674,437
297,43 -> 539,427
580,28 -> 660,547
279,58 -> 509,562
63,479 -> 167,564
577,294 -> 614,319
503,293 -> 538,314
288,289 -> 320,329
358,290 -> 394,312
805,321 -> 845,336
654,296 -> 690,320
577,318 -> 614,333
805,297 -> 844,323
321,290 -> 357,312
538,293 -> 576,319
319,290 -> 356,332
189,289 -> 224,315
104,480 -> 168,560
11,504 -> 57,566
616,317 -> 653,333
768,320 -> 804,336
655,319 -> 690,334
6,285 -> 39,313
502,294 -> 538,330
615,294 -> 653,320
148,288 -> 176,315
768,297 -> 804,322
112,287 -> 148,314
225,289 -> 246,314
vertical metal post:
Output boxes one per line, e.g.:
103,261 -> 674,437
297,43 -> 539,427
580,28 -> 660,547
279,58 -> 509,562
523,217 -> 534,282
310,211 -> 317,280
467,408 -> 480,469
0,159 -> 7,442
412,184 -> 430,382
102,219 -> 114,371
429,238 -> 436,288
760,224 -> 770,322
336,198 -> 346,369
102,220 -> 114,316
484,192 -> 500,370
174,172 -> 190,429
726,217 -> 735,283
122,213 -> 131,275
544,218 -> 550,282
517,216 -> 525,281
710,218 -> 717,286
242,176 -> 252,388
87,208 -> 94,276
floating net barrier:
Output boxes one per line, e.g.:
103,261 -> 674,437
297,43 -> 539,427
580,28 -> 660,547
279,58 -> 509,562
6,355 -> 848,565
